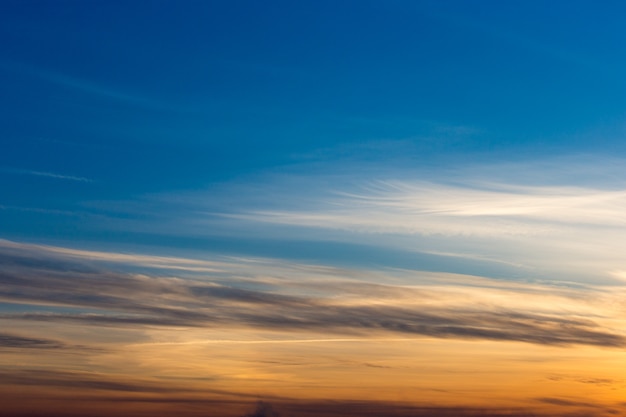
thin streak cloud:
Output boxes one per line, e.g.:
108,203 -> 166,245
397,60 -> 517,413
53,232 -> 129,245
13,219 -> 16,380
0,239 -> 225,273
3,168 -> 92,182
0,60 -> 173,110
130,338 -> 422,346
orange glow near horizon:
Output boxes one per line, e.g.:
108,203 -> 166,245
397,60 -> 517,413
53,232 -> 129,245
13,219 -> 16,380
2,240 -> 626,417
3,322 -> 626,416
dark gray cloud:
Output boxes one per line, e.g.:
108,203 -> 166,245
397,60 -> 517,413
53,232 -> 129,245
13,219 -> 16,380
0,333 -> 66,349
190,285 -> 310,306
233,305 -> 626,347
536,397 -> 612,410
1,247 -> 624,348
8,304 -> 623,347
0,377 -> 622,417
0,332 -> 99,352
250,399 -> 622,417
0,369 -> 289,405
576,378 -> 616,385
0,369 -> 175,393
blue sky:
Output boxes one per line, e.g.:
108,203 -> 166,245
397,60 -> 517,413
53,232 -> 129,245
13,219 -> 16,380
2,0 -> 626,286
3,3 -> 626,415
4,1 -> 626,260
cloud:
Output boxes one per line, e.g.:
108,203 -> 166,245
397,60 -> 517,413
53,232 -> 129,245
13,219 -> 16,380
244,399 -> 623,417
171,156 -> 626,285
2,168 -> 92,182
58,155 -> 626,286
0,60 -> 174,111
8,307 -> 624,348
537,397 -> 607,409
0,238 -> 226,273
0,395 -> 620,417
576,378 -> 616,385
0,331 -> 100,353
191,402 -> 620,417
230,304 -> 625,347
232,177 -> 626,235
0,369 -> 290,408
0,387 -> 621,417
0,369 -> 189,394
546,374 -> 621,387
1,240 -> 625,349
0,333 -> 67,349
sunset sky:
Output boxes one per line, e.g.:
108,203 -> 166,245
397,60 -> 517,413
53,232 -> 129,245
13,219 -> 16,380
2,1 -> 626,416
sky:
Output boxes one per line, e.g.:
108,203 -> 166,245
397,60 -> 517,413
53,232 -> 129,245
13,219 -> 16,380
2,1 -> 626,416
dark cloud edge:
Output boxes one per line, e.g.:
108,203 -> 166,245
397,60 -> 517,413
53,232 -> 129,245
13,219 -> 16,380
1,396 -> 623,417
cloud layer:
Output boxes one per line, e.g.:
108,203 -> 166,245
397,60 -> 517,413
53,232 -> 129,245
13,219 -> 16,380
1,240 -> 624,348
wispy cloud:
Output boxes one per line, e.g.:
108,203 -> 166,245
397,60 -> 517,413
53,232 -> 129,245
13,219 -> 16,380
3,167 -> 92,182
158,155 -> 626,284
233,173 -> 626,234
0,239 -> 225,273
1,240 -> 624,348
0,60 -> 173,110
536,397 -> 608,410
0,205 -> 86,216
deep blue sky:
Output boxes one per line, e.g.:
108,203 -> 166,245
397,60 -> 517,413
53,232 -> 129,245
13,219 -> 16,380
3,0 -> 626,276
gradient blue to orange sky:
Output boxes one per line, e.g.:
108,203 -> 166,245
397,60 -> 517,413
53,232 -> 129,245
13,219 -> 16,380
2,1 -> 626,416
